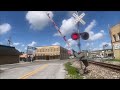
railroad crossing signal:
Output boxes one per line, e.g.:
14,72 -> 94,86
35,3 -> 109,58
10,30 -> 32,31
71,12 -> 89,40
71,32 -> 89,40
71,32 -> 80,40
73,12 -> 86,25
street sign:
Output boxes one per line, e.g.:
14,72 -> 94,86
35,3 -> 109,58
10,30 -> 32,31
27,46 -> 37,50
103,44 -> 108,48
73,12 -> 86,25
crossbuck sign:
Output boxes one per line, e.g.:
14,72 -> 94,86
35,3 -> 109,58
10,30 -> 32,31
73,12 -> 86,25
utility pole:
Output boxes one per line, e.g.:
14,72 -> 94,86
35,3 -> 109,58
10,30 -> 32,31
108,24 -> 114,58
103,45 -> 105,58
76,11 -> 83,70
27,46 -> 28,62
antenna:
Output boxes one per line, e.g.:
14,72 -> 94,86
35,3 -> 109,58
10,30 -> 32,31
7,36 -> 13,46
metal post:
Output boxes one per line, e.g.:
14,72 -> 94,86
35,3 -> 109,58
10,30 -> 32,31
103,45 -> 105,57
76,11 -> 83,70
27,46 -> 29,62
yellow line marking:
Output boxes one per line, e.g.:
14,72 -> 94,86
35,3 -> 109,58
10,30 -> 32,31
18,64 -> 48,79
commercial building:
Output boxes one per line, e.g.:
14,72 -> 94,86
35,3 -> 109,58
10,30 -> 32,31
19,54 -> 27,61
89,49 -> 113,58
34,45 -> 69,60
0,45 -> 21,65
110,24 -> 120,59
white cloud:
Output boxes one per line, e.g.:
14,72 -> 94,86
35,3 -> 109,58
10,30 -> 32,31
91,43 -> 94,45
84,20 -> 104,41
92,42 -> 112,51
84,20 -> 96,41
89,30 -> 104,41
53,33 -> 60,36
0,23 -> 11,35
54,17 -> 77,36
17,48 -> 21,52
100,30 -> 104,33
99,42 -> 111,48
26,11 -> 53,30
86,42 -> 94,50
86,43 -> 90,47
52,42 -> 60,46
65,38 -> 78,49
22,44 -> 25,47
28,41 -> 37,47
0,42 -> 3,44
92,47 -> 102,51
54,11 -> 85,37
86,42 -> 93,46
85,20 -> 96,32
13,42 -> 20,46
24,47 -> 27,50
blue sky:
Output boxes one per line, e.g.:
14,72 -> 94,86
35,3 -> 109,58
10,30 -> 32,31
0,11 -> 120,52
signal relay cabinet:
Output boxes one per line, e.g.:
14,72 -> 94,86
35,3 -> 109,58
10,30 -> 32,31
72,50 -> 88,60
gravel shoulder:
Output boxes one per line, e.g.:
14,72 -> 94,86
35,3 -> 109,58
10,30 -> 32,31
71,60 -> 120,79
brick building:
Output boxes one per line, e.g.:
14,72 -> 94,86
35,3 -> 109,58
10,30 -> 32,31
110,24 -> 120,59
0,45 -> 21,65
34,45 -> 69,60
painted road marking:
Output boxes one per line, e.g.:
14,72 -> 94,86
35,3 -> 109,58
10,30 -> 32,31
18,64 -> 48,79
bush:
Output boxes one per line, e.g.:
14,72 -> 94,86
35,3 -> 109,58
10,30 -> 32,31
64,62 -> 83,79
105,59 -> 120,62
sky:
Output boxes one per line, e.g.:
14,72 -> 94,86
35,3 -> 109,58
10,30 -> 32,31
0,11 -> 120,52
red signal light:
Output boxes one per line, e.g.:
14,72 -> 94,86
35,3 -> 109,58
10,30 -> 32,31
71,33 -> 80,40
68,50 -> 72,55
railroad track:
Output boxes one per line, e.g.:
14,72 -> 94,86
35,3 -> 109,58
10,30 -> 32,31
88,60 -> 120,71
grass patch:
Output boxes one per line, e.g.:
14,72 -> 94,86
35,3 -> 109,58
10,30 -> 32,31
105,59 -> 120,62
64,62 -> 83,79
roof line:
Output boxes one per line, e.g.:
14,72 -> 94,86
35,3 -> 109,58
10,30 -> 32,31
0,45 -> 15,48
36,45 -> 61,47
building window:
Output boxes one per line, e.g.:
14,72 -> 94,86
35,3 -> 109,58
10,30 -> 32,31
37,50 -> 39,52
113,35 -> 116,41
118,32 -> 120,40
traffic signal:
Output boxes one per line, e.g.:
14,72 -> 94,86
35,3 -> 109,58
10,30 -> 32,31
68,50 -> 73,55
71,32 -> 80,40
71,32 -> 89,40
80,32 -> 89,40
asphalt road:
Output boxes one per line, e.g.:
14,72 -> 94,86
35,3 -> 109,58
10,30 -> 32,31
0,60 -> 69,79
